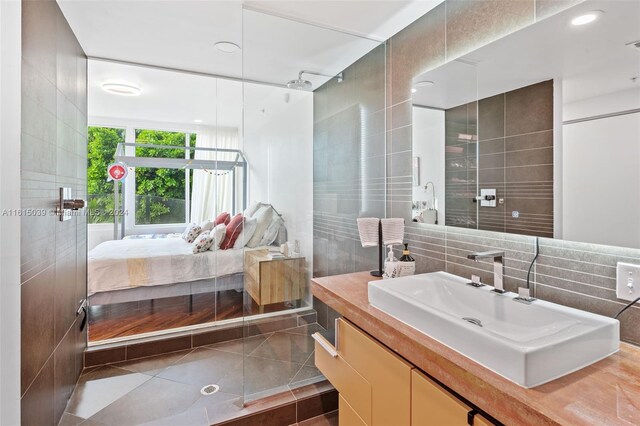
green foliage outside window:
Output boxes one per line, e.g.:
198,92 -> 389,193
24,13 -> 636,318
87,127 -> 124,224
134,130 -> 195,225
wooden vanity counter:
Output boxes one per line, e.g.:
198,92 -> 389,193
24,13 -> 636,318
312,272 -> 640,426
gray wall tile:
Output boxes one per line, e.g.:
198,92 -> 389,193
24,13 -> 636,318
21,0 -> 87,423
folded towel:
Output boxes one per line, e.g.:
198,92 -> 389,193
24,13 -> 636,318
357,217 -> 380,248
381,218 -> 404,246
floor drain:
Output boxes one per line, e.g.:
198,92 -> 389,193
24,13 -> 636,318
200,384 -> 220,396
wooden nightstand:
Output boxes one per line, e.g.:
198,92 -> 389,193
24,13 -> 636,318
244,249 -> 306,310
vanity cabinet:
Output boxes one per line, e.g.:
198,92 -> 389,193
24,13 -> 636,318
412,369 -> 472,425
314,318 -> 496,426
314,318 -> 412,425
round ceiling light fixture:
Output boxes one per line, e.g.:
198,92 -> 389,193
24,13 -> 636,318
571,10 -> 604,26
415,80 -> 435,88
102,82 -> 142,96
214,41 -> 241,53
411,87 -> 417,93
194,119 -> 203,123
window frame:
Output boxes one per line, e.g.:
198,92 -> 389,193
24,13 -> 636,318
88,118 -> 199,235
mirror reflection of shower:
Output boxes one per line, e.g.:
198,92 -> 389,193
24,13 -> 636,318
414,181 -> 438,225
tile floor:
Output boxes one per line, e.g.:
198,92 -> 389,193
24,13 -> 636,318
60,323 -> 327,425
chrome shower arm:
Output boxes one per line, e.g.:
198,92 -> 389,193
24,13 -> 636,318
299,70 -> 343,83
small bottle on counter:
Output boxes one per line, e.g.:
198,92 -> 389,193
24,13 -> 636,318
398,243 -> 416,277
383,245 -> 399,279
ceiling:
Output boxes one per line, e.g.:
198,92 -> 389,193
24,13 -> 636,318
412,0 -> 640,110
89,59 -> 312,130
88,60 -> 241,128
57,0 -> 442,87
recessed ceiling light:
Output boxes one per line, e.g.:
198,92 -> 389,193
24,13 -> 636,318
194,119 -> 203,123
102,82 -> 142,96
411,87 -> 417,93
415,80 -> 435,88
571,11 -> 604,26
214,41 -> 241,53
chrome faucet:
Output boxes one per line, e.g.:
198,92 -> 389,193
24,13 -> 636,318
467,250 -> 506,294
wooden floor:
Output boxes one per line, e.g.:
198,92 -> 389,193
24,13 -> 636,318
88,290 -> 296,342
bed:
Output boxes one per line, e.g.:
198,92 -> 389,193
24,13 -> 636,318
88,238 -> 248,305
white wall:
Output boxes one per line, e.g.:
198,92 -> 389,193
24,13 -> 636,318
562,88 -> 640,248
243,85 -> 313,304
88,224 -> 116,251
0,0 -> 22,423
412,107 -> 445,224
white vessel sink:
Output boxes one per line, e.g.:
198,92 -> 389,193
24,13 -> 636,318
368,272 -> 620,388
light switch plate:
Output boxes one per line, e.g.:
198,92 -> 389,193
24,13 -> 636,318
616,262 -> 640,302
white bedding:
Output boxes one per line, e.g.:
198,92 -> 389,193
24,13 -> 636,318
88,238 -> 245,296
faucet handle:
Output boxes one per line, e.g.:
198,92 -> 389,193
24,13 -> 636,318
466,274 -> 486,288
514,287 -> 536,304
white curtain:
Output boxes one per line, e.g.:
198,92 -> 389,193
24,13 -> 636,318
190,126 -> 239,223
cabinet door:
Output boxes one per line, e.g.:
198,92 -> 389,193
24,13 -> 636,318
412,369 -> 471,426
314,334 -> 372,424
339,395 -> 367,426
473,414 -> 494,426
338,319 -> 412,426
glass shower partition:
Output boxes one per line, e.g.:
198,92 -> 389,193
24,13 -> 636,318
241,8 -> 384,403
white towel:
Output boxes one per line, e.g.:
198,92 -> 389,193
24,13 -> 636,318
357,218 -> 380,248
381,218 -> 404,246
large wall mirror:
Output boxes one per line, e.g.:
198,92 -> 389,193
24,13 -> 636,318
411,0 -> 640,249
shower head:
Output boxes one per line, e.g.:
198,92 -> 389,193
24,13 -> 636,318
286,77 -> 313,90
286,70 -> 344,91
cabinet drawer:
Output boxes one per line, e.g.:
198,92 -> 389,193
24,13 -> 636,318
338,319 -> 412,426
314,336 -> 372,424
472,413 -> 494,426
412,369 -> 471,426
339,395 -> 367,426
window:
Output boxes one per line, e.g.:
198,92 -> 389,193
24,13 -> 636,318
134,129 -> 196,225
87,126 -> 125,224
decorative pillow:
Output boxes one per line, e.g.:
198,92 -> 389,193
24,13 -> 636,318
243,202 -> 263,218
220,214 -> 244,250
246,205 -> 274,248
181,223 -> 195,239
259,216 -> 285,246
233,216 -> 258,249
199,220 -> 215,232
208,224 -> 227,251
214,212 -> 230,226
182,223 -> 202,243
192,231 -> 214,253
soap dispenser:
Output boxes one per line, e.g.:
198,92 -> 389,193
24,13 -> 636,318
398,243 -> 416,277
383,245 -> 399,279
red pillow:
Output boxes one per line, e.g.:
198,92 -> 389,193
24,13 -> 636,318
214,212 -> 230,226
220,214 -> 244,250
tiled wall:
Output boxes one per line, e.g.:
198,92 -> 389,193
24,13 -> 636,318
313,0 -> 640,345
313,44 -> 387,277
444,80 -> 554,236
21,0 -> 88,424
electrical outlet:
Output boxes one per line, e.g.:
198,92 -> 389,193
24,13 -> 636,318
616,262 -> 640,302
